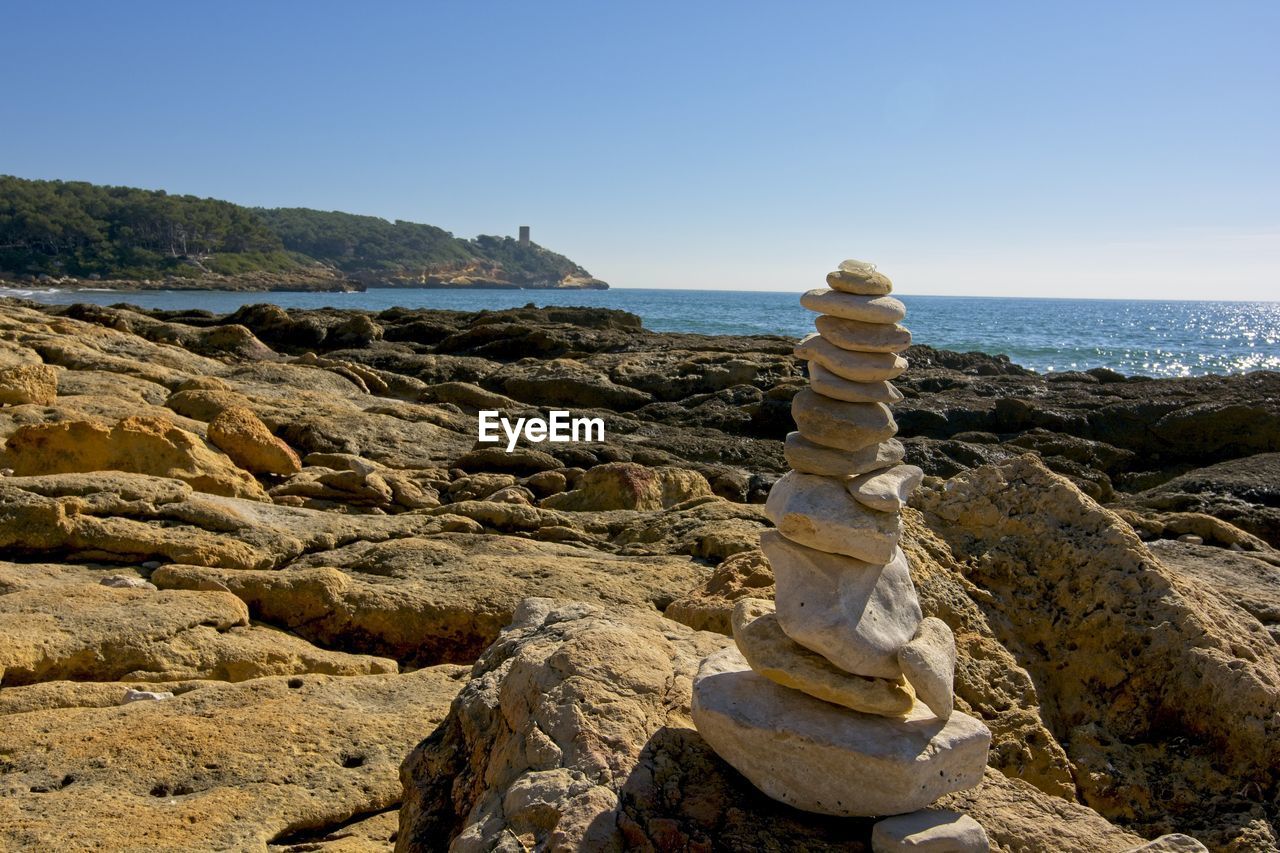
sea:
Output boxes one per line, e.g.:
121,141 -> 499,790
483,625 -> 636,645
4,286 -> 1278,379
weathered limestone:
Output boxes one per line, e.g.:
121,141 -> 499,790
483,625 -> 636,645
791,388 -> 898,451
764,471 -> 901,563
693,258 -> 986,824
800,289 -> 907,324
784,431 -> 905,476
848,464 -> 925,513
762,531 -> 920,678
691,647 -> 991,817
0,363 -> 58,406
207,405 -> 302,476
732,598 -> 915,715
871,809 -> 991,852
795,334 -> 909,382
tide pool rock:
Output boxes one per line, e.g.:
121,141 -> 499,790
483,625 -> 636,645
761,531 -> 920,678
871,810 -> 990,852
796,334 -> 909,382
764,471 -> 901,564
800,290 -> 907,324
899,617 -> 957,722
691,646 -> 991,817
814,315 -> 912,352
847,464 -> 925,513
826,259 -> 894,296
732,598 -> 914,716
791,389 -> 898,453
808,363 -> 903,404
784,432 -> 905,477
0,363 -> 58,406
207,406 -> 302,476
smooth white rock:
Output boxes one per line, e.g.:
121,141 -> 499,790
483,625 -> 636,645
800,290 -> 906,324
691,646 -> 991,817
899,617 -> 957,721
815,315 -> 912,352
122,689 -> 174,704
762,530 -> 921,678
791,389 -> 898,453
1122,835 -> 1210,852
871,810 -> 990,852
764,471 -> 901,564
847,464 -> 924,512
99,575 -> 158,590
796,334 -> 908,382
826,261 -> 894,296
808,363 -> 903,404
784,433 -> 905,477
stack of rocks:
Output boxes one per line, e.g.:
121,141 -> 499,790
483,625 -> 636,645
692,260 -> 992,845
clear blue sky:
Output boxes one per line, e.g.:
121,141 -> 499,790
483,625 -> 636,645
2,1 -> 1277,298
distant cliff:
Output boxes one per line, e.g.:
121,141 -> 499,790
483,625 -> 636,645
0,175 -> 607,290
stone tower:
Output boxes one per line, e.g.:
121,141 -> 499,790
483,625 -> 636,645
518,226 -> 530,246
691,258 -> 992,849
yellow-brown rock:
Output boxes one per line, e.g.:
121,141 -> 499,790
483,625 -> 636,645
0,363 -> 58,406
0,666 -> 465,851
916,455 -> 1280,847
541,461 -> 713,511
207,405 -> 302,475
0,415 -> 267,500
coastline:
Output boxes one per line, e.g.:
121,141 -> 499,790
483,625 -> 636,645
0,297 -> 1276,848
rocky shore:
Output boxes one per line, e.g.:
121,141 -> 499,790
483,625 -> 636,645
0,296 -> 1277,851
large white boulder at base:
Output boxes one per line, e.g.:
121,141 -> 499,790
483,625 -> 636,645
691,646 -> 992,817
762,531 -> 922,679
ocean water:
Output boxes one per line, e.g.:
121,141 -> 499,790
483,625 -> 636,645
5,286 -> 1278,378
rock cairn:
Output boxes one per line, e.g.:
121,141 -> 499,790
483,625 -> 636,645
692,260 -> 992,839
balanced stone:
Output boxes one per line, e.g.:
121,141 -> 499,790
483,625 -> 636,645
784,432 -> 905,477
732,598 -> 915,716
899,617 -> 958,722
800,290 -> 906,324
791,389 -> 897,452
764,472 -> 901,565
815,315 -> 912,353
762,531 -> 920,677
796,334 -> 909,382
826,259 -> 893,296
871,810 -> 991,852
808,363 -> 903,404
847,464 -> 924,513
691,646 -> 992,817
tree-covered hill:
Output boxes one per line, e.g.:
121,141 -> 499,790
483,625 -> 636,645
0,176 -> 605,288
